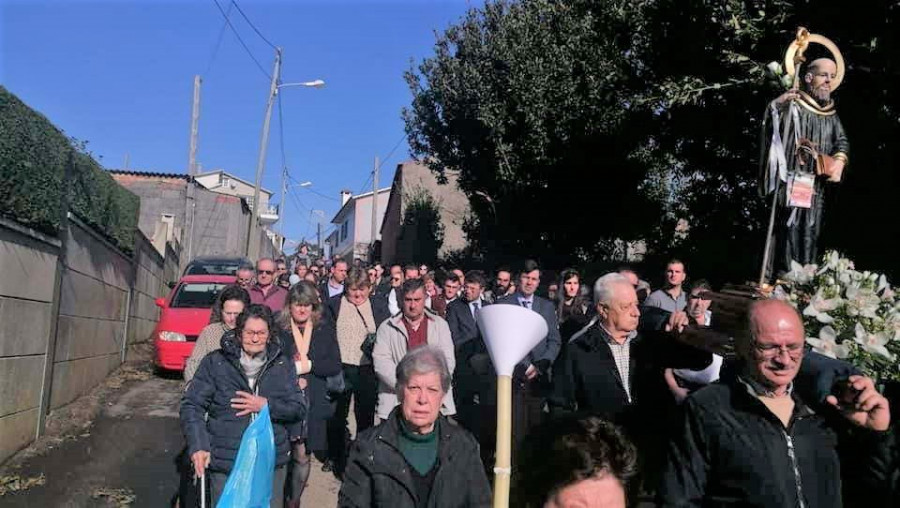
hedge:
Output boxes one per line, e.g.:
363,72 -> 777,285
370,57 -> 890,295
0,86 -> 139,252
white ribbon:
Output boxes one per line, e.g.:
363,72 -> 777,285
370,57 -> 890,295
767,102 -> 789,195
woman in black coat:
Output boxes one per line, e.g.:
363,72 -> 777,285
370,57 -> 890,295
180,304 -> 307,507
277,281 -> 342,507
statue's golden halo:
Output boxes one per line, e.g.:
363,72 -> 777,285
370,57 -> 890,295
784,27 -> 845,91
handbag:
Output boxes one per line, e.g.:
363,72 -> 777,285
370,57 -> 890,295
325,371 -> 346,396
350,302 -> 378,356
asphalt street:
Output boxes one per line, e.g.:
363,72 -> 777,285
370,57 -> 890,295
0,374 -> 340,507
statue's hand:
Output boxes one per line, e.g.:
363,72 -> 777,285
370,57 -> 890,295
773,90 -> 800,105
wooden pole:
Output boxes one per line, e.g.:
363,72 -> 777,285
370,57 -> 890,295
493,375 -> 513,508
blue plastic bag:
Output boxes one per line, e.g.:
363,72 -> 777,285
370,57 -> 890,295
217,405 -> 276,507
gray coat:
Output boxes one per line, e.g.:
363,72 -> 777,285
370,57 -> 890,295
372,311 -> 456,419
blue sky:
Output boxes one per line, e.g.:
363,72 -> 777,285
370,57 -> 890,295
1,0 -> 476,247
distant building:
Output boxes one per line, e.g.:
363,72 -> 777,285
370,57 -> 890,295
194,169 -> 278,225
325,187 -> 391,262
110,169 -> 279,267
380,160 -> 470,265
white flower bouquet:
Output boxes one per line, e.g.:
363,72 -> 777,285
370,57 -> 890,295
773,251 -> 900,383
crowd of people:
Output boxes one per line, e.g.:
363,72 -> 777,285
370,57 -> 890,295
178,252 -> 898,507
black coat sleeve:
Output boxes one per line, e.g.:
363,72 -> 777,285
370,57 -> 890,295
549,343 -> 578,413
311,321 -> 342,377
337,439 -> 373,508
180,354 -> 216,455
657,398 -> 709,507
265,360 -> 308,425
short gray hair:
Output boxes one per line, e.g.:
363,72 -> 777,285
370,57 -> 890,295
395,346 -> 451,395
593,273 -> 631,306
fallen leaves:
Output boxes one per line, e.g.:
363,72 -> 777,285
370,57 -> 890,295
0,473 -> 46,496
91,487 -> 136,507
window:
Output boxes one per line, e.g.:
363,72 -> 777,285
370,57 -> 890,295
170,283 -> 228,308
341,221 -> 349,241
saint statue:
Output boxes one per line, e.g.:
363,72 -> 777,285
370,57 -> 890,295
759,29 -> 849,281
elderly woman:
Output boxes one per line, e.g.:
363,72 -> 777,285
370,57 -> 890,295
181,304 -> 307,507
339,346 -> 492,507
277,282 -> 342,506
184,284 -> 250,382
323,266 -> 390,474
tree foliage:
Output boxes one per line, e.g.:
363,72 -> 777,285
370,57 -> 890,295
397,187 -> 445,266
404,0 -> 899,283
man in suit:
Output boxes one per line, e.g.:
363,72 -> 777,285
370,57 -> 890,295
430,271 -> 461,318
445,270 -> 492,454
495,259 -> 561,448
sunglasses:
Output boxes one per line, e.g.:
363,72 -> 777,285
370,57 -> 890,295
257,269 -> 274,275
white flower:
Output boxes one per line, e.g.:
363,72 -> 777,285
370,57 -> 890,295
817,251 -> 841,275
854,323 -> 894,360
877,274 -> 889,293
802,289 -> 840,324
846,286 -> 880,319
786,260 -> 817,285
807,326 -> 851,359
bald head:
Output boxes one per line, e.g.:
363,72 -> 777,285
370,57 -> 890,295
741,299 -> 806,392
805,58 -> 837,102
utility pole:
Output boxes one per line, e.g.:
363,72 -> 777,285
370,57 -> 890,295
247,48 -> 282,260
371,156 -> 379,262
317,222 -> 322,254
278,164 -> 287,237
188,75 -> 201,173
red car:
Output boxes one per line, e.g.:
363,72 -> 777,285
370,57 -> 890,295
153,274 -> 234,372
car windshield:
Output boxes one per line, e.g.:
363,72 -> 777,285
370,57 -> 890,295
184,262 -> 242,276
170,283 -> 228,308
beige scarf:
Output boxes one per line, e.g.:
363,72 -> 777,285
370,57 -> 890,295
290,318 -> 313,375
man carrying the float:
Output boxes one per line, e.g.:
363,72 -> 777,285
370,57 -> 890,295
760,30 -> 849,280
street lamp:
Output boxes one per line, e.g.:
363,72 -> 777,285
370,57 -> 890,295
247,45 -> 325,260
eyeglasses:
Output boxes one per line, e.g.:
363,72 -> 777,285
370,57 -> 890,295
257,270 -> 274,275
753,342 -> 804,359
242,330 -> 269,338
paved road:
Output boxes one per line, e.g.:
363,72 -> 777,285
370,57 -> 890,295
0,374 -> 340,507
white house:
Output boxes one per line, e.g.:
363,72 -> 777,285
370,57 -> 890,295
194,170 -> 278,224
327,187 -> 391,261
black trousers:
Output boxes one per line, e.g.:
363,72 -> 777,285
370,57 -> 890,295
326,363 -> 377,471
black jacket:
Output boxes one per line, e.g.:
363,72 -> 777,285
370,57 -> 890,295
445,298 -> 493,406
658,379 -> 895,507
550,320 -> 710,427
180,332 -> 307,472
323,293 -> 392,331
494,293 -> 561,374
338,409 -> 492,508
277,319 -> 342,451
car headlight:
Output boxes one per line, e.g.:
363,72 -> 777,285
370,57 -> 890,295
159,331 -> 187,342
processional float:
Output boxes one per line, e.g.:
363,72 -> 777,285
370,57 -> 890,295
476,304 -> 548,508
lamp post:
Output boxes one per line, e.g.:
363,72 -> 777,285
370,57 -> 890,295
246,46 -> 324,260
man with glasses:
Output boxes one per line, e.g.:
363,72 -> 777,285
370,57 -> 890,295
248,258 -> 288,313
660,299 -> 894,506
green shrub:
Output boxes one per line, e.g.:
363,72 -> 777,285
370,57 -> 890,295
0,86 -> 138,252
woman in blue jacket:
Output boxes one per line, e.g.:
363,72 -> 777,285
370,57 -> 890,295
181,304 -> 307,507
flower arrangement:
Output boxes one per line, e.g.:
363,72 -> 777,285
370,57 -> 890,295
773,250 -> 900,383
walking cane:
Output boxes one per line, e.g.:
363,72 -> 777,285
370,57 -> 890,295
476,305 -> 548,508
199,472 -> 206,508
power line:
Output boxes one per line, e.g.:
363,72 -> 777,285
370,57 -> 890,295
230,0 -> 277,50
210,0 -> 272,80
203,1 -> 234,76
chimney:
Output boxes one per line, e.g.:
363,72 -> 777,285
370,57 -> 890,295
340,189 -> 352,206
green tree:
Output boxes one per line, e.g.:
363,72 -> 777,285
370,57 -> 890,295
405,0 -> 900,283
397,187 -> 445,266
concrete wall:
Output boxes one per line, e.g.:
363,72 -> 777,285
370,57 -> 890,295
51,215 -> 132,409
0,214 -> 177,464
0,218 -> 60,464
127,231 -> 165,360
380,161 -> 470,265
191,192 -> 249,259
